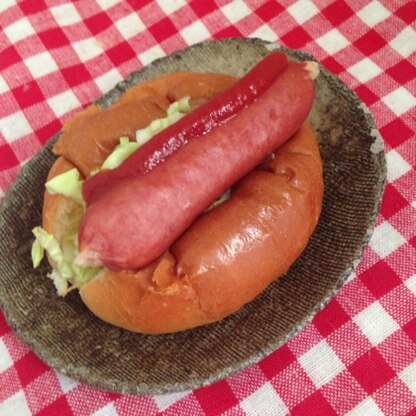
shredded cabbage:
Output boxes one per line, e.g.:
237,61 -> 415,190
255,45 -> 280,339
45,168 -> 84,205
101,136 -> 140,170
32,227 -> 100,296
136,96 -> 191,146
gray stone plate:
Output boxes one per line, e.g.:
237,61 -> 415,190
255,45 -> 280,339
0,38 -> 386,395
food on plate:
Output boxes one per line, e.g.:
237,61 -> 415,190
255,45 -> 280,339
32,51 -> 324,334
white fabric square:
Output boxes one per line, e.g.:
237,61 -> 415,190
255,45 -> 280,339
180,21 -> 210,44
95,0 -> 120,9
0,111 -> 32,142
347,397 -> 384,416
154,391 -> 190,411
92,403 -> 118,416
287,0 -> 319,24
139,45 -> 165,66
249,25 -> 278,43
4,17 -> 35,43
382,87 -> 416,117
369,221 -> 406,258
56,371 -> 78,393
348,58 -> 382,83
0,339 -> 13,372
50,3 -> 82,26
72,38 -> 103,62
0,0 -> 15,13
24,52 -> 58,78
241,383 -> 288,416
353,301 -> 399,345
298,340 -> 344,388
95,68 -> 123,94
0,75 -> 9,94
386,149 -> 412,182
399,360 -> 416,395
357,1 -> 391,26
405,274 -> 416,295
316,29 -> 349,54
156,0 -> 187,15
47,91 -> 80,117
221,2 -> 252,23
0,391 -> 32,416
390,27 -> 416,58
115,13 -> 145,39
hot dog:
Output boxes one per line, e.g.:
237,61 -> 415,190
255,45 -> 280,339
32,51 -> 324,334
77,59 -> 316,271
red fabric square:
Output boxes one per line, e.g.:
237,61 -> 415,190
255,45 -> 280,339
36,396 -> 73,416
254,1 -> 284,22
386,60 -> 416,85
126,0 -> 153,9
258,344 -> 296,379
322,1 -> 354,26
0,366 -> 22,403
281,26 -> 312,49
84,11 -> 113,35
194,380 -> 238,416
0,311 -> 11,336
39,28 -> 70,50
320,372 -> 367,415
12,80 -> 44,108
214,26 -> 243,39
395,2 -> 416,24
14,351 -> 49,387
373,378 -> 416,416
149,17 -> 177,43
321,56 -> 345,75
348,348 -> 395,394
380,183 -> 409,219
326,321 -> 372,366
106,43 -> 137,66
380,118 -> 413,148
0,46 -> 21,70
61,64 -> 91,88
378,329 -> 416,373
190,0 -> 218,17
313,298 -> 350,337
355,84 -> 379,106
360,260 -> 402,298
19,0 -> 46,14
271,362 -> 316,408
292,391 -> 337,416
0,145 -> 19,170
354,30 -> 386,55
35,119 -> 63,145
403,317 -> 416,344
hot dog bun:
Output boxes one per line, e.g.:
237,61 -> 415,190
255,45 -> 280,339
42,70 -> 323,334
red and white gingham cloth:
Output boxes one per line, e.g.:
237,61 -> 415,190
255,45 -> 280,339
1,1 -> 415,415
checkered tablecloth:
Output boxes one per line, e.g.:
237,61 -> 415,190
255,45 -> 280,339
1,1 -> 415,415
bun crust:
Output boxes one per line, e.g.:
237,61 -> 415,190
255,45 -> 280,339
43,72 -> 323,334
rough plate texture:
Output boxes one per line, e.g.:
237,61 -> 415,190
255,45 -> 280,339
0,38 -> 386,395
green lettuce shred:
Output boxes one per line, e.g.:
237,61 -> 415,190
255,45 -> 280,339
32,227 -> 101,296
101,136 -> 140,170
136,96 -> 191,146
45,168 -> 84,205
